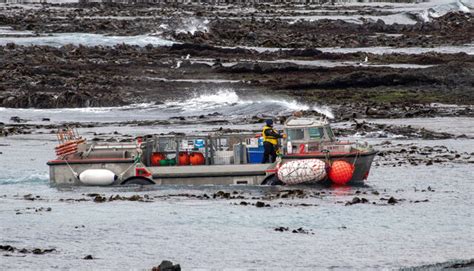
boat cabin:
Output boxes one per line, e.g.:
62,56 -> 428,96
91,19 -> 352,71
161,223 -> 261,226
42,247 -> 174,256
283,117 -> 352,154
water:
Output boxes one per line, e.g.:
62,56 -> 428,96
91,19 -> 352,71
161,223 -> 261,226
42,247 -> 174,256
264,59 -> 434,69
1,143 -> 473,269
0,32 -> 174,47
239,45 -> 474,55
0,89 -> 334,124
0,26 -> 35,36
366,117 -> 474,137
1,98 -> 473,269
193,59 -> 434,69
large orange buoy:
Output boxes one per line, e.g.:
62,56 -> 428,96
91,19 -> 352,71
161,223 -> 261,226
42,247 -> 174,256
328,160 -> 354,185
151,152 -> 166,166
189,152 -> 205,165
178,152 -> 190,166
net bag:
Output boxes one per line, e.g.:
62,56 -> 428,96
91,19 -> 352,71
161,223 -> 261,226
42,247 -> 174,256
277,159 -> 327,185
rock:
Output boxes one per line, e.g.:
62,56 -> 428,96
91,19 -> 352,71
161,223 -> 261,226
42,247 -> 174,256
387,197 -> 398,204
10,116 -> 26,123
152,260 -> 181,271
6,43 -> 15,50
0,245 -> 15,252
291,227 -> 313,234
255,201 -> 265,208
274,226 -> 289,232
93,195 -> 106,203
32,248 -> 43,254
83,255 -> 94,260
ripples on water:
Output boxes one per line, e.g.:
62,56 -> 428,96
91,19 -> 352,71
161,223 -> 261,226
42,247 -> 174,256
1,115 -> 473,269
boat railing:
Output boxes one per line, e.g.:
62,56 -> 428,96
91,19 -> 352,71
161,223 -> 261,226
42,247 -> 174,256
142,133 -> 260,166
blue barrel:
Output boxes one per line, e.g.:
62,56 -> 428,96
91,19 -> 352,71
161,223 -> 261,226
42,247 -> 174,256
247,146 -> 264,164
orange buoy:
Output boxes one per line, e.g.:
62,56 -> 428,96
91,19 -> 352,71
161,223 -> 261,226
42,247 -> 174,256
328,160 -> 354,185
151,152 -> 166,166
189,152 -> 205,165
178,152 -> 190,166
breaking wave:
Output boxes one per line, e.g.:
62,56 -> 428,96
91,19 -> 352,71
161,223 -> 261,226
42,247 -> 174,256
0,89 -> 334,124
160,17 -> 209,35
409,0 -> 473,22
175,17 -> 209,35
163,89 -> 334,119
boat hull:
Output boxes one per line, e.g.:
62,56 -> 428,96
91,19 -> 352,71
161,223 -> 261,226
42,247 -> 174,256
47,151 -> 376,186
281,150 -> 377,184
47,159 -> 273,186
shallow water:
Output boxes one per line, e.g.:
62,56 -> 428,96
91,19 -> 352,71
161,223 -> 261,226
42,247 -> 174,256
1,113 -> 473,269
193,58 -> 434,69
0,32 -> 174,47
241,44 -> 474,55
366,117 -> 474,137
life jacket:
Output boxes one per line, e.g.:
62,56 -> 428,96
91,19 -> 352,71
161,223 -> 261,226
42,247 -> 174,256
262,125 -> 278,145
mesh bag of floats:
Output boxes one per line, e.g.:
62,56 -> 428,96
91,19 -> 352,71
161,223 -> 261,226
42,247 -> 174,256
277,159 -> 327,185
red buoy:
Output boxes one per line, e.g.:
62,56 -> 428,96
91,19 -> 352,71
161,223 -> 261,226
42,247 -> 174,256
189,152 -> 205,165
151,152 -> 165,166
178,152 -> 190,166
328,160 -> 354,185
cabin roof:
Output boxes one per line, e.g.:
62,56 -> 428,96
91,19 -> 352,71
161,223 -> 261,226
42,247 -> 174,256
285,117 -> 328,127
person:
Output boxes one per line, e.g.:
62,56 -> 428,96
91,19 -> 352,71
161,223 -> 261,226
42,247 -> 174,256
261,119 -> 285,163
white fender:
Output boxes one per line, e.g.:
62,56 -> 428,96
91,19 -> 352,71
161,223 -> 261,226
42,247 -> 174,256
79,169 -> 116,186
277,159 -> 327,185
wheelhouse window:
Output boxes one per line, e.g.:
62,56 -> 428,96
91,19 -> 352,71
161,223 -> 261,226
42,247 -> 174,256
287,128 -> 305,140
308,127 -> 324,139
326,126 -> 335,140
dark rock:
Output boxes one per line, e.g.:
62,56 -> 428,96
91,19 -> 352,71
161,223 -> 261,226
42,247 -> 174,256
152,260 -> 181,271
274,226 -> 289,232
0,245 -> 15,252
388,197 -> 398,204
93,195 -> 106,203
10,116 -> 26,123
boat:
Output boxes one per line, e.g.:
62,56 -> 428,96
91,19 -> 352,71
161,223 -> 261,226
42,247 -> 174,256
47,116 -> 377,186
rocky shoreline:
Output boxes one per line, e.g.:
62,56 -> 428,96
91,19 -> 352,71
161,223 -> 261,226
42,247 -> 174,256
1,4 -> 472,48
0,4 -> 473,114
170,12 -> 474,48
1,43 -> 473,115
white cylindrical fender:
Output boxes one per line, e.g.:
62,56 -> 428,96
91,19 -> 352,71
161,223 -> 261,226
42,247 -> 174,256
277,159 -> 327,185
79,169 -> 117,186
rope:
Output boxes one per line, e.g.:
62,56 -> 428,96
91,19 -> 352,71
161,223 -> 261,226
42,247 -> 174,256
352,151 -> 360,167
118,153 -> 142,181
